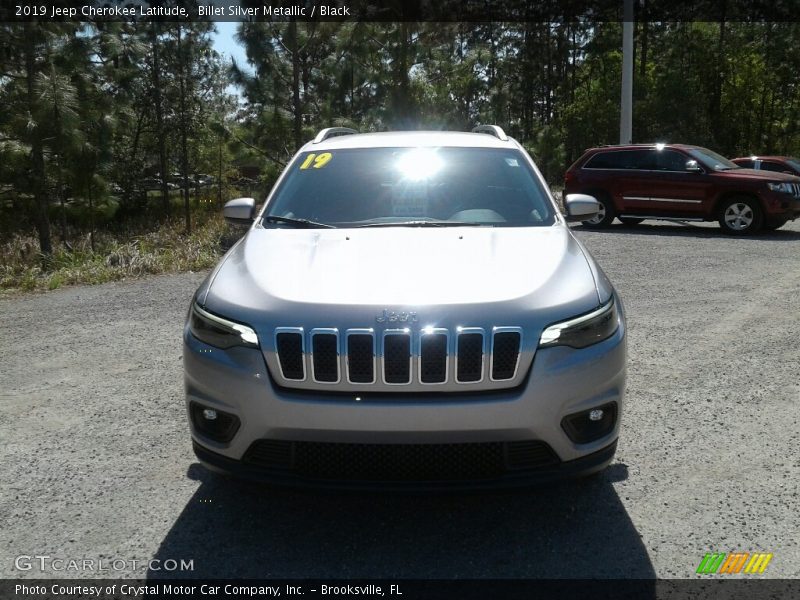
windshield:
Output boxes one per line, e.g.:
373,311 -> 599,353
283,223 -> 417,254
785,158 -> 800,173
263,147 -> 556,228
687,147 -> 741,171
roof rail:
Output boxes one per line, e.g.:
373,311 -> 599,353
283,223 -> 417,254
312,127 -> 359,144
471,125 -> 508,142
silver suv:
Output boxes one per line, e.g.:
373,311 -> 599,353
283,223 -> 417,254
183,126 -> 627,489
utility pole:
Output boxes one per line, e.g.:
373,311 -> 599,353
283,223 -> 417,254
620,0 -> 634,144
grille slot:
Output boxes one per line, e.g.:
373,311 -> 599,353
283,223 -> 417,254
383,333 -> 411,384
244,440 -> 294,469
420,332 -> 448,383
243,439 -> 560,481
491,330 -> 522,380
347,333 -> 375,383
506,440 -> 559,470
456,331 -> 484,382
275,331 -> 304,380
311,331 -> 339,383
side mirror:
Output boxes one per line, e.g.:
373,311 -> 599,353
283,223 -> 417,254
685,160 -> 702,173
563,194 -> 600,222
223,197 -> 256,226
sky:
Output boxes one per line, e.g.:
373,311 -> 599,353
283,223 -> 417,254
210,21 -> 252,98
211,21 -> 248,68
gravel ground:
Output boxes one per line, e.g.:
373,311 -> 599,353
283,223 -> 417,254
1,219 -> 799,580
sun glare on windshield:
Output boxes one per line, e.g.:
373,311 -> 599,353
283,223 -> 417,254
396,148 -> 444,181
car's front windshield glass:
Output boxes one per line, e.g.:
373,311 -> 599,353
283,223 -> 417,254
785,158 -> 800,172
263,147 -> 556,228
687,147 -> 741,171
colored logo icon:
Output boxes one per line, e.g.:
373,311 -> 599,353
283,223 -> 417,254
696,552 -> 773,574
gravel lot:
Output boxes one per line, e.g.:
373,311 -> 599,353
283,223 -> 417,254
1,220 -> 799,580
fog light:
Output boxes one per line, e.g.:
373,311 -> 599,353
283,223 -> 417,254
562,402 -> 617,444
190,402 -> 240,443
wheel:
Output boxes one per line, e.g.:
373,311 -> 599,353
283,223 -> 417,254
581,193 -> 616,228
763,219 -> 787,231
619,217 -> 644,226
718,197 -> 763,235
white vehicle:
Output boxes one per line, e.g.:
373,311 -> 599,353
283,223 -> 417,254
183,126 -> 627,489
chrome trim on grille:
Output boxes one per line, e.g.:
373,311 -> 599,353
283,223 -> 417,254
418,327 -> 450,385
490,327 -> 523,382
345,328 -> 376,385
455,327 -> 486,384
274,327 -> 306,381
310,328 -> 340,384
381,328 -> 412,385
269,324 -> 528,392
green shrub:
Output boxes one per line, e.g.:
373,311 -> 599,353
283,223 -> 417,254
0,213 -> 234,294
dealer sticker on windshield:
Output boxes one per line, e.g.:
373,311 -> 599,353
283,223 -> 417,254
299,152 -> 333,170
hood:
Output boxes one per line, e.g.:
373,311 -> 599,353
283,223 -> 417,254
202,225 -> 602,330
719,168 -> 800,182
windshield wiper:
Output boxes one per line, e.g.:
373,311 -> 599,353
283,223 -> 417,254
264,215 -> 335,229
356,220 -> 486,228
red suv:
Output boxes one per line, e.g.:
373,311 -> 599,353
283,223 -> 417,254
564,144 -> 800,234
731,155 -> 800,177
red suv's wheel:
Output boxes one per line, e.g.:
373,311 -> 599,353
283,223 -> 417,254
718,196 -> 763,235
581,193 -> 616,228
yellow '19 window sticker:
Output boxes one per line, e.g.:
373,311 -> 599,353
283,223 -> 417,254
299,152 -> 333,170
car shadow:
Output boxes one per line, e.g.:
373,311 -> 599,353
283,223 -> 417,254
571,221 -> 800,240
146,461 -> 655,585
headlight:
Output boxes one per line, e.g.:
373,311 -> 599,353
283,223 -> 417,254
767,182 -> 793,194
189,302 -> 259,349
539,298 -> 619,349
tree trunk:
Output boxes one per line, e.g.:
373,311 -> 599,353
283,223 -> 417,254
23,23 -> 52,257
217,133 -> 223,208
710,9 -> 727,141
639,2 -> 648,80
88,176 -> 95,252
176,24 -> 191,234
289,20 -> 302,152
150,23 -> 170,216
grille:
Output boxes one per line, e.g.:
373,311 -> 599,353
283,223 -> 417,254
275,331 -> 304,380
244,439 -> 559,481
383,333 -> 411,384
311,332 -> 339,382
491,331 -> 521,380
271,326 -> 524,389
457,332 -> 484,382
347,334 -> 375,383
245,439 -> 294,468
420,332 -> 448,383
505,440 -> 559,469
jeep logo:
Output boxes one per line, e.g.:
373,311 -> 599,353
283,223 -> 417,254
376,309 -> 419,324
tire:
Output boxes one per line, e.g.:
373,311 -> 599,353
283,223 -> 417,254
763,219 -> 788,231
619,217 -> 644,226
581,193 -> 616,228
718,196 -> 763,235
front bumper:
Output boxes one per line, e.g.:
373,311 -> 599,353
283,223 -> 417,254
762,193 -> 800,224
183,309 -> 626,488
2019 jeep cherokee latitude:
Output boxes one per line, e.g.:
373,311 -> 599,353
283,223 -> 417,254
183,126 -> 627,489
